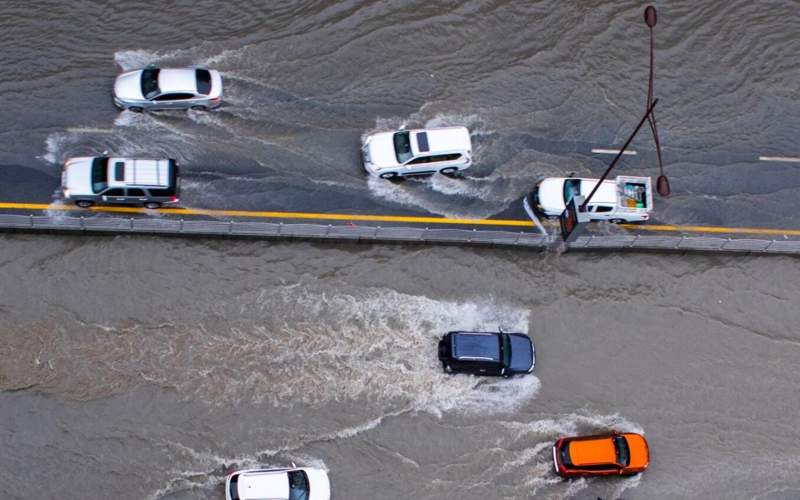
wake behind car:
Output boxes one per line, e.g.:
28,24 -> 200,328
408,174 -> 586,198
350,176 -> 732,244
362,126 -> 472,179
525,175 -> 653,223
61,156 -> 179,209
226,466 -> 330,500
438,331 -> 534,377
113,67 -> 222,111
553,431 -> 650,478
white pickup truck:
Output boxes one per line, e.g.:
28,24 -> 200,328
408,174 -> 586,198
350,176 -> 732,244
525,175 -> 653,223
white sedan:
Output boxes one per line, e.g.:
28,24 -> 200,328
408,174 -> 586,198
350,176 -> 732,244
225,466 -> 330,500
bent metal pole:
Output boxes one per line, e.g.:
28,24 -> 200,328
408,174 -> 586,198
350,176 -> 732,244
580,98 -> 658,211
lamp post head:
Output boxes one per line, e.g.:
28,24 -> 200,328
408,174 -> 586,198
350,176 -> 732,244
644,6 -> 657,28
656,174 -> 670,197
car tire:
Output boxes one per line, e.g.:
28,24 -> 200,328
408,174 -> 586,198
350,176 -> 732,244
128,106 -> 144,113
379,172 -> 399,180
610,218 -> 627,224
190,105 -> 207,111
144,202 -> 162,209
75,200 -> 94,208
439,167 -> 458,176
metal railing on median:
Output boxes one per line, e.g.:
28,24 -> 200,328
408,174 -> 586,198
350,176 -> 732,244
1,212 -> 799,255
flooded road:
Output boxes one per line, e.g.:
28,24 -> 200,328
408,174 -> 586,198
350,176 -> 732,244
1,234 -> 800,499
1,0 -> 800,499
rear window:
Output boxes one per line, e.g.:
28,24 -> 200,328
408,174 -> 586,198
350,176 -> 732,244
148,160 -> 177,197
141,68 -> 160,99
196,69 -> 212,95
91,157 -> 109,193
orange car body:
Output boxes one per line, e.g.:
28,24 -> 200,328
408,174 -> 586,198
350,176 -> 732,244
553,431 -> 649,477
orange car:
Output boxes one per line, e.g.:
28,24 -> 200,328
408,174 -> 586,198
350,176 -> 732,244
552,431 -> 649,477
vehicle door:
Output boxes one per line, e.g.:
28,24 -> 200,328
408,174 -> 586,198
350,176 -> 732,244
125,188 -> 148,204
589,204 -> 614,220
402,155 -> 437,176
151,92 -> 196,109
101,188 -> 126,204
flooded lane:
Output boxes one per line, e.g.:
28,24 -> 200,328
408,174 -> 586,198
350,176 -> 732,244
1,234 -> 799,499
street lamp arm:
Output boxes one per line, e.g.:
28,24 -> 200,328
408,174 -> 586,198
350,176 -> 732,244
580,98 -> 659,211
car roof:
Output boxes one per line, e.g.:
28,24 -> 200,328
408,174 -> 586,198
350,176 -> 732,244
410,127 -> 471,156
451,331 -> 500,362
106,158 -> 172,188
158,68 -> 198,94
567,435 -> 617,466
237,469 -> 290,499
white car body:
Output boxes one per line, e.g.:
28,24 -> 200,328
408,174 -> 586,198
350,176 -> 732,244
531,176 -> 653,223
113,67 -> 223,111
361,126 -> 472,178
61,156 -> 179,208
225,467 -> 330,500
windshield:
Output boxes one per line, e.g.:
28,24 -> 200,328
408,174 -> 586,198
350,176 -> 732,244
287,470 -> 309,500
91,157 -> 109,193
614,435 -> 630,467
393,131 -> 413,163
141,68 -> 160,99
563,178 -> 581,204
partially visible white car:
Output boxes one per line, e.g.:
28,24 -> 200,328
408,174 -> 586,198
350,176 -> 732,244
225,466 -> 330,500
527,175 -> 653,223
361,126 -> 472,179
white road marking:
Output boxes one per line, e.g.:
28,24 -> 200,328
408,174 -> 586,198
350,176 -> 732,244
591,148 -> 637,155
758,156 -> 800,163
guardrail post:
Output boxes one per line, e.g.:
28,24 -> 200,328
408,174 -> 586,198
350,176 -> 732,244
326,224 -> 331,237
80,216 -> 84,230
130,217 -> 134,231
469,228 -> 475,243
180,218 -> 184,232
422,227 -> 428,240
515,232 -> 522,244
374,226 -> 380,239
29,214 -> 34,228
277,222 -> 282,235
229,220 -> 233,234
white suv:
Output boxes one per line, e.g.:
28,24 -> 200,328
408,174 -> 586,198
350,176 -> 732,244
362,126 -> 472,179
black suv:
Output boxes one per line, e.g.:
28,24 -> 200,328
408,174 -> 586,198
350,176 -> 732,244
438,331 -> 535,377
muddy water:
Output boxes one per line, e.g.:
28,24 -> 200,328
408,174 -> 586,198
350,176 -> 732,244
1,234 -> 799,499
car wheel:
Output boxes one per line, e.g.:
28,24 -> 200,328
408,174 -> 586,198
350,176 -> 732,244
190,105 -> 207,111
379,172 -> 399,180
75,200 -> 94,208
440,167 -> 458,175
127,106 -> 144,113
144,202 -> 162,209
610,218 -> 627,224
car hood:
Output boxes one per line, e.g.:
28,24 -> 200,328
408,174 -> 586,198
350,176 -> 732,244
114,70 -> 144,100
62,157 -> 94,196
537,177 -> 566,213
365,132 -> 401,169
508,334 -> 534,372
624,434 -> 650,469
304,468 -> 331,500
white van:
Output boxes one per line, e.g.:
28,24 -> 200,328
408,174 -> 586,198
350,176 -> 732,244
526,175 -> 653,223
361,126 -> 472,179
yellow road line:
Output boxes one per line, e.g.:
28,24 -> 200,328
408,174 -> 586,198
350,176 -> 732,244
0,202 -> 535,228
620,223 -> 800,237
